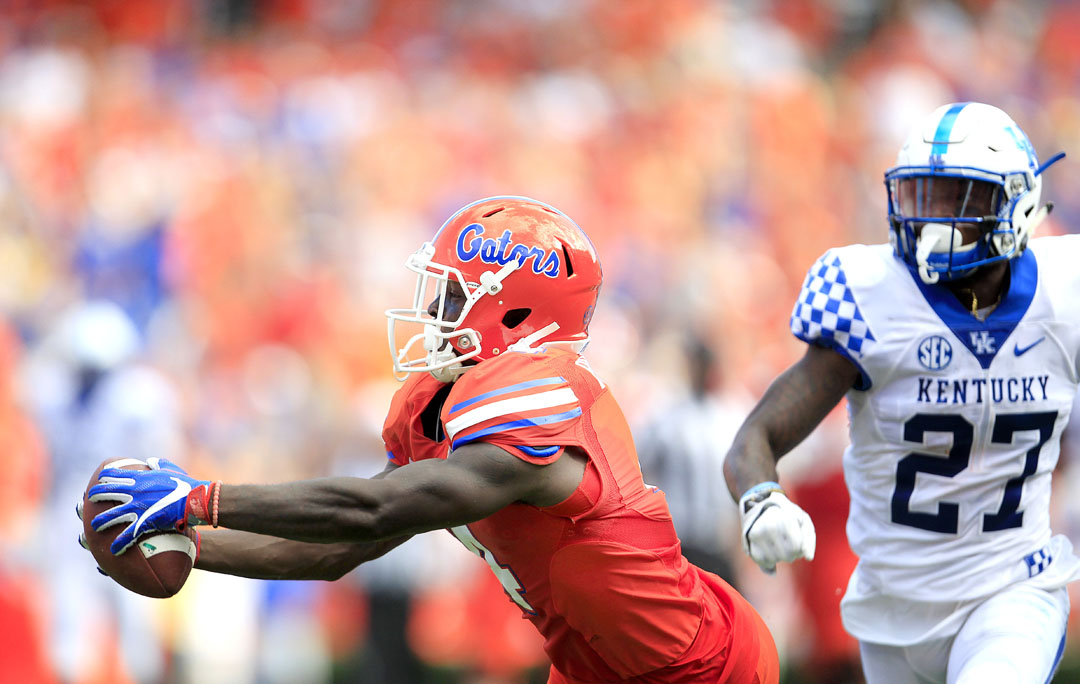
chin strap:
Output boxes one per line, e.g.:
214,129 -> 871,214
423,327 -> 467,383
508,322 -> 561,353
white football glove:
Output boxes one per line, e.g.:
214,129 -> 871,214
739,482 -> 816,574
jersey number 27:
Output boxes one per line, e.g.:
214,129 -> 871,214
891,411 -> 1057,534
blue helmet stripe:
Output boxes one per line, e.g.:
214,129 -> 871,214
930,102 -> 970,163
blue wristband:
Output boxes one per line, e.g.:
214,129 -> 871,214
740,481 -> 783,499
739,481 -> 784,512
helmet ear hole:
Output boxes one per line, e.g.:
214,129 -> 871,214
502,308 -> 532,329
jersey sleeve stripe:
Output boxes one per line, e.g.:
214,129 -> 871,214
445,387 -> 579,438
450,407 -> 584,449
517,445 -> 561,458
448,377 -> 567,414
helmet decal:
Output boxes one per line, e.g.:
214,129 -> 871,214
1004,125 -> 1038,169
456,224 -> 562,277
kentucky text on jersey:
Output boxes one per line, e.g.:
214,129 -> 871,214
456,223 -> 561,277
916,375 -> 1049,404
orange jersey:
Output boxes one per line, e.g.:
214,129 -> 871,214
383,349 -> 775,683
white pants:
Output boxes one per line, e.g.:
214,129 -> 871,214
859,584 -> 1069,684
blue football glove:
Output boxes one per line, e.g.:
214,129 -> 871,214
88,457 -> 215,556
78,495 -> 201,571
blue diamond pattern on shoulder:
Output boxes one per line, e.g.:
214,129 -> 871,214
790,252 -> 875,357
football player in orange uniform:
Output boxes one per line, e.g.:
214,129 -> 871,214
87,197 -> 778,683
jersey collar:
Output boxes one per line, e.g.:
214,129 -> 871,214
908,249 -> 1038,369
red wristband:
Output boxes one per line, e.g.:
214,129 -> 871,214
186,482 -> 221,527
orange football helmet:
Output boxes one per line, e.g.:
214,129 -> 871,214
386,196 -> 603,382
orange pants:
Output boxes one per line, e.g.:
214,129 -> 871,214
546,587 -> 779,684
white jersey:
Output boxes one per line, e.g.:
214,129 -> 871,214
790,235 -> 1080,644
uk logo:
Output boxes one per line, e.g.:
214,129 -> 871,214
970,330 -> 996,355
917,335 -> 953,371
1005,125 -> 1038,169
456,224 -> 561,278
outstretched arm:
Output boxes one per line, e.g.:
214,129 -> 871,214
724,343 -> 858,499
193,462 -> 411,581
195,529 -> 410,581
90,442 -> 584,554
214,442 -> 579,542
723,343 -> 857,573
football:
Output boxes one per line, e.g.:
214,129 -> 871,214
82,457 -> 197,598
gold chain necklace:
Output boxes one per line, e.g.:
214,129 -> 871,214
961,288 -> 1002,319
958,288 -> 978,315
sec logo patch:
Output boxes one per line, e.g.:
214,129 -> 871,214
918,335 -> 953,371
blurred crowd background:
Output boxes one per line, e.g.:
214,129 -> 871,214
2,1 -> 1080,683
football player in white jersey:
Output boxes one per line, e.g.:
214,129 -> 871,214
724,101 -> 1078,684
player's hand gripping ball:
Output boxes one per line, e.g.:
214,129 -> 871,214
79,458 -> 198,598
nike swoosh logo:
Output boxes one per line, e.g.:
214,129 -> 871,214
1014,337 -> 1045,357
134,477 -> 191,535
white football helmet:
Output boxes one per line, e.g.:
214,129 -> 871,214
885,102 -> 1064,284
